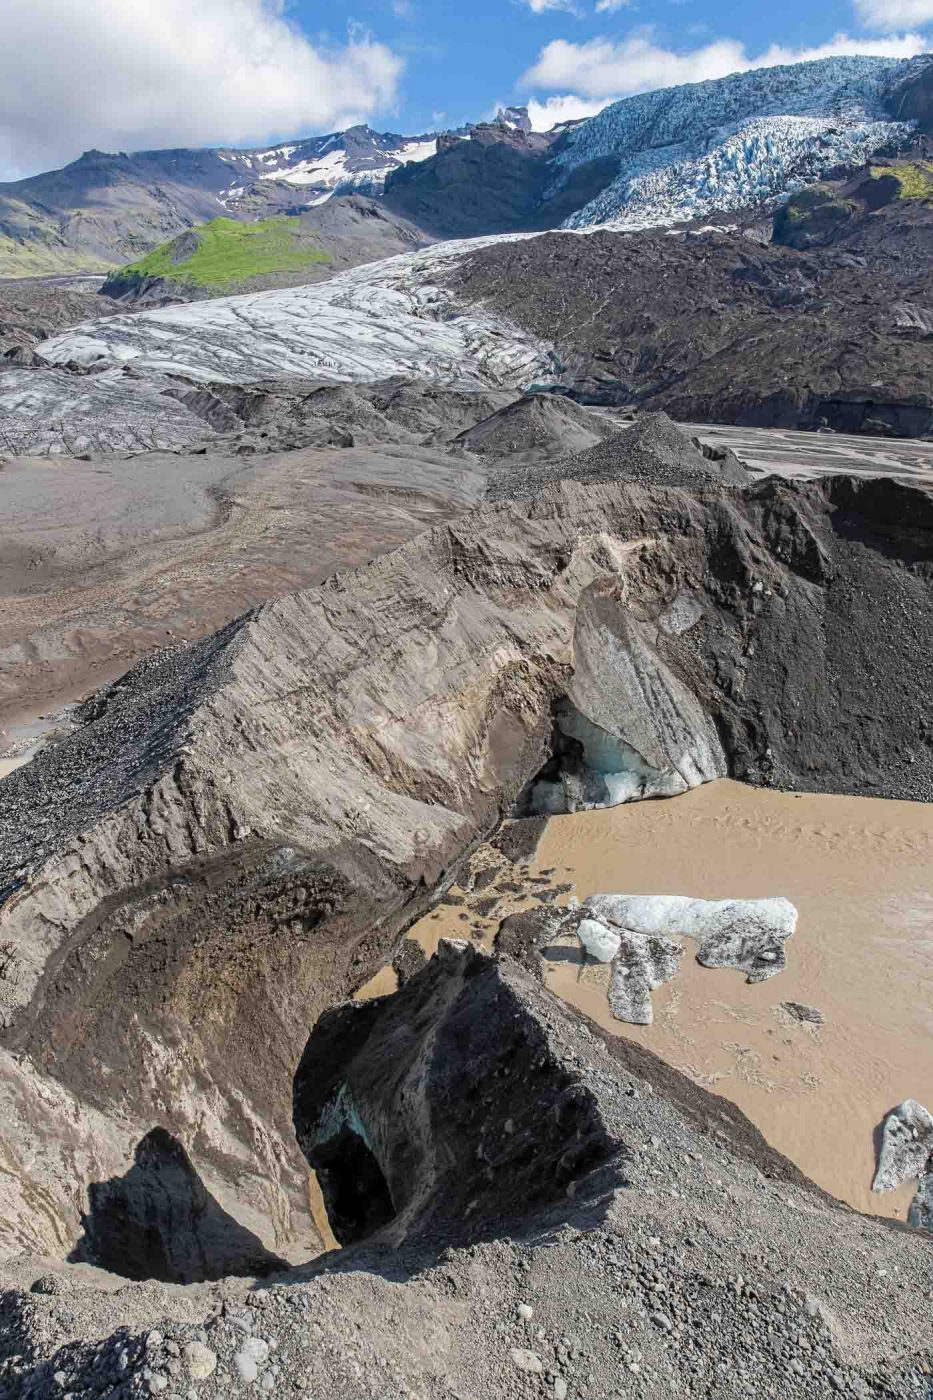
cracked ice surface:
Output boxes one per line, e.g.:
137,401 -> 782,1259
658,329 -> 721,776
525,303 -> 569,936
37,235 -> 555,390
554,56 -> 914,232
0,368 -> 214,457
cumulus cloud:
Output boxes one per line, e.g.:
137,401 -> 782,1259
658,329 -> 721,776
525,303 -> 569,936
0,0 -> 403,179
522,29 -> 929,101
854,0 -> 933,29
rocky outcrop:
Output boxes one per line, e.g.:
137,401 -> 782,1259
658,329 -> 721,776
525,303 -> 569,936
0,280 -> 118,357
293,940 -> 619,1246
773,158 -> 933,251
887,53 -> 933,132
2,464 -> 933,1262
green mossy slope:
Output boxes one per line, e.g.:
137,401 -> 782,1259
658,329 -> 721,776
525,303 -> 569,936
107,217 -> 330,292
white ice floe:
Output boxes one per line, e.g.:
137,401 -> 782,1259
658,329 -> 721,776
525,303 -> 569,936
577,917 -> 622,964
872,1099 -> 933,1193
587,893 -> 797,982
607,929 -> 683,1026
873,1099 -> 933,1232
37,236 -> 553,389
575,893 -> 798,1024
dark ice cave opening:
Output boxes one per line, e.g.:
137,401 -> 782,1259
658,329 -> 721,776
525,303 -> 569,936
312,1124 -> 396,1245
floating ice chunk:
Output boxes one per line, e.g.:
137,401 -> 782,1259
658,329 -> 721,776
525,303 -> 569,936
608,930 -> 682,1025
577,917 -> 621,964
872,1099 -> 933,1194
585,893 -> 797,983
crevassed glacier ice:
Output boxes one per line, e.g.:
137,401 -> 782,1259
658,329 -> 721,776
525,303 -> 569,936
37,235 -> 554,389
552,56 -> 914,232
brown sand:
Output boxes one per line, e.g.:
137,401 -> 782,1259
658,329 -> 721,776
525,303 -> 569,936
394,780 -> 933,1222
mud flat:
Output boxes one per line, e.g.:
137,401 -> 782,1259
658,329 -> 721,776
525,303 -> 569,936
0,443 -> 483,731
400,779 -> 933,1221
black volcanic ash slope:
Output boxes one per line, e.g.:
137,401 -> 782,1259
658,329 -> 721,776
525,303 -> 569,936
451,207 -> 933,436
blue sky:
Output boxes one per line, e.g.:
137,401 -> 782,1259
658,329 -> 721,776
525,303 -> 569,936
0,0 -> 929,178
311,0 -> 926,133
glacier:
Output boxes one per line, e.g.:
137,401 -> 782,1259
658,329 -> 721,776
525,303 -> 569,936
554,55 -> 916,231
35,236 -> 554,388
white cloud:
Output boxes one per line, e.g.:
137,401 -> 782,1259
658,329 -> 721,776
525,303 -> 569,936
854,0 -> 933,30
517,0 -> 579,13
595,0 -> 631,12
0,0 -> 403,180
527,95 -> 615,129
522,29 -> 929,99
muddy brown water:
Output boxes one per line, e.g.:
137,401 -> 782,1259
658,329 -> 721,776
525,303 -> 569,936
361,780 -> 933,1223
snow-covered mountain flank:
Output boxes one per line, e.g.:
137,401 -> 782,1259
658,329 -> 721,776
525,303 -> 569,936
214,127 -> 439,209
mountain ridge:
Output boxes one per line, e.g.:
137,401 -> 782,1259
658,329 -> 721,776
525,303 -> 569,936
3,54 -> 931,276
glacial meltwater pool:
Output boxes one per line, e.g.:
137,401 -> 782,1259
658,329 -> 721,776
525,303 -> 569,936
383,779 -> 933,1223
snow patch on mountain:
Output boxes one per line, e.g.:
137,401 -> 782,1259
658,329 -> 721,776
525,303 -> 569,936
37,236 -> 554,389
215,128 -> 439,207
554,55 -> 916,230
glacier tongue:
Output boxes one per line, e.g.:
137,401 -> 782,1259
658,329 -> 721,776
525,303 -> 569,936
554,55 -> 915,231
37,235 -> 554,389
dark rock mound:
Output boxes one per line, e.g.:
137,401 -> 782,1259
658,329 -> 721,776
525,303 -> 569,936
487,411 -> 750,499
293,940 -> 619,1247
454,393 -> 614,459
161,375 -> 519,454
